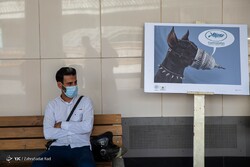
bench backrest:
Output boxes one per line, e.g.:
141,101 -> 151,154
0,114 -> 122,150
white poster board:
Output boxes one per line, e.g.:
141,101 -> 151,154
144,23 -> 249,95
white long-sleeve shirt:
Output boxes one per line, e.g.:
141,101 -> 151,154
43,95 -> 94,148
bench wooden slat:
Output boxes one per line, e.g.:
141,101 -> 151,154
0,125 -> 122,139
0,127 -> 43,138
94,114 -> 121,125
0,116 -> 43,127
0,114 -> 121,127
112,136 -> 122,147
92,125 -> 122,136
0,139 -> 47,150
0,114 -> 122,167
0,136 -> 122,150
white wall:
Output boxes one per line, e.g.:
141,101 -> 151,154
0,0 -> 249,117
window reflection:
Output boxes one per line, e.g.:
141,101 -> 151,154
61,0 -> 159,15
112,59 -> 142,90
102,0 -> 159,13
0,0 -> 25,19
0,60 -> 25,95
63,29 -> 100,58
62,0 -> 99,15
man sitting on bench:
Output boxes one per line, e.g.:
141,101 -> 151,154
32,67 -> 96,167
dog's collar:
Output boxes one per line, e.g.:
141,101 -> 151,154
159,64 -> 183,80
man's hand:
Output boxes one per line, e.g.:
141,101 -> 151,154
54,122 -> 62,128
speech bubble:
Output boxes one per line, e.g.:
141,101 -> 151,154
198,29 -> 235,55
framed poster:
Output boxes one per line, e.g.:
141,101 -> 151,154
144,23 -> 249,95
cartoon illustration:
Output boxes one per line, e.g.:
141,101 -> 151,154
154,27 -> 224,83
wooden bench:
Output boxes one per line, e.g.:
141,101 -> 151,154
0,114 -> 122,167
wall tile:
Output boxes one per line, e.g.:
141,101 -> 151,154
222,95 -> 250,116
0,60 -> 41,116
162,0 -> 222,24
223,0 -> 250,53
0,0 -> 249,118
205,95 -> 223,116
0,0 -> 39,59
40,0 -> 100,59
41,59 -> 102,114
101,0 -> 160,58
163,94 -> 223,117
223,0 -> 250,26
102,58 -> 161,117
222,0 -> 250,116
162,94 -> 194,117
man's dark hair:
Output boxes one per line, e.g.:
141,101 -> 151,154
56,67 -> 76,83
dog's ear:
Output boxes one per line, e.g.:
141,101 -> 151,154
167,27 -> 178,48
181,30 -> 189,40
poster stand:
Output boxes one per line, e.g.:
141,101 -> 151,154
187,91 -> 214,167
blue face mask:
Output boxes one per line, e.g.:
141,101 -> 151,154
63,85 -> 78,98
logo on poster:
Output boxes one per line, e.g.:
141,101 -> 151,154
205,30 -> 227,41
198,29 -> 234,55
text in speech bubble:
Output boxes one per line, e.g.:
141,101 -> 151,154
198,29 -> 235,55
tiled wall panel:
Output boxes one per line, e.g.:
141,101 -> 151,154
162,0 -> 223,24
102,58 -> 161,117
0,0 -> 249,117
0,60 -> 41,116
40,0 -> 100,59
101,0 -> 161,58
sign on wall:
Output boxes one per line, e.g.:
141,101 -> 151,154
144,23 -> 249,95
